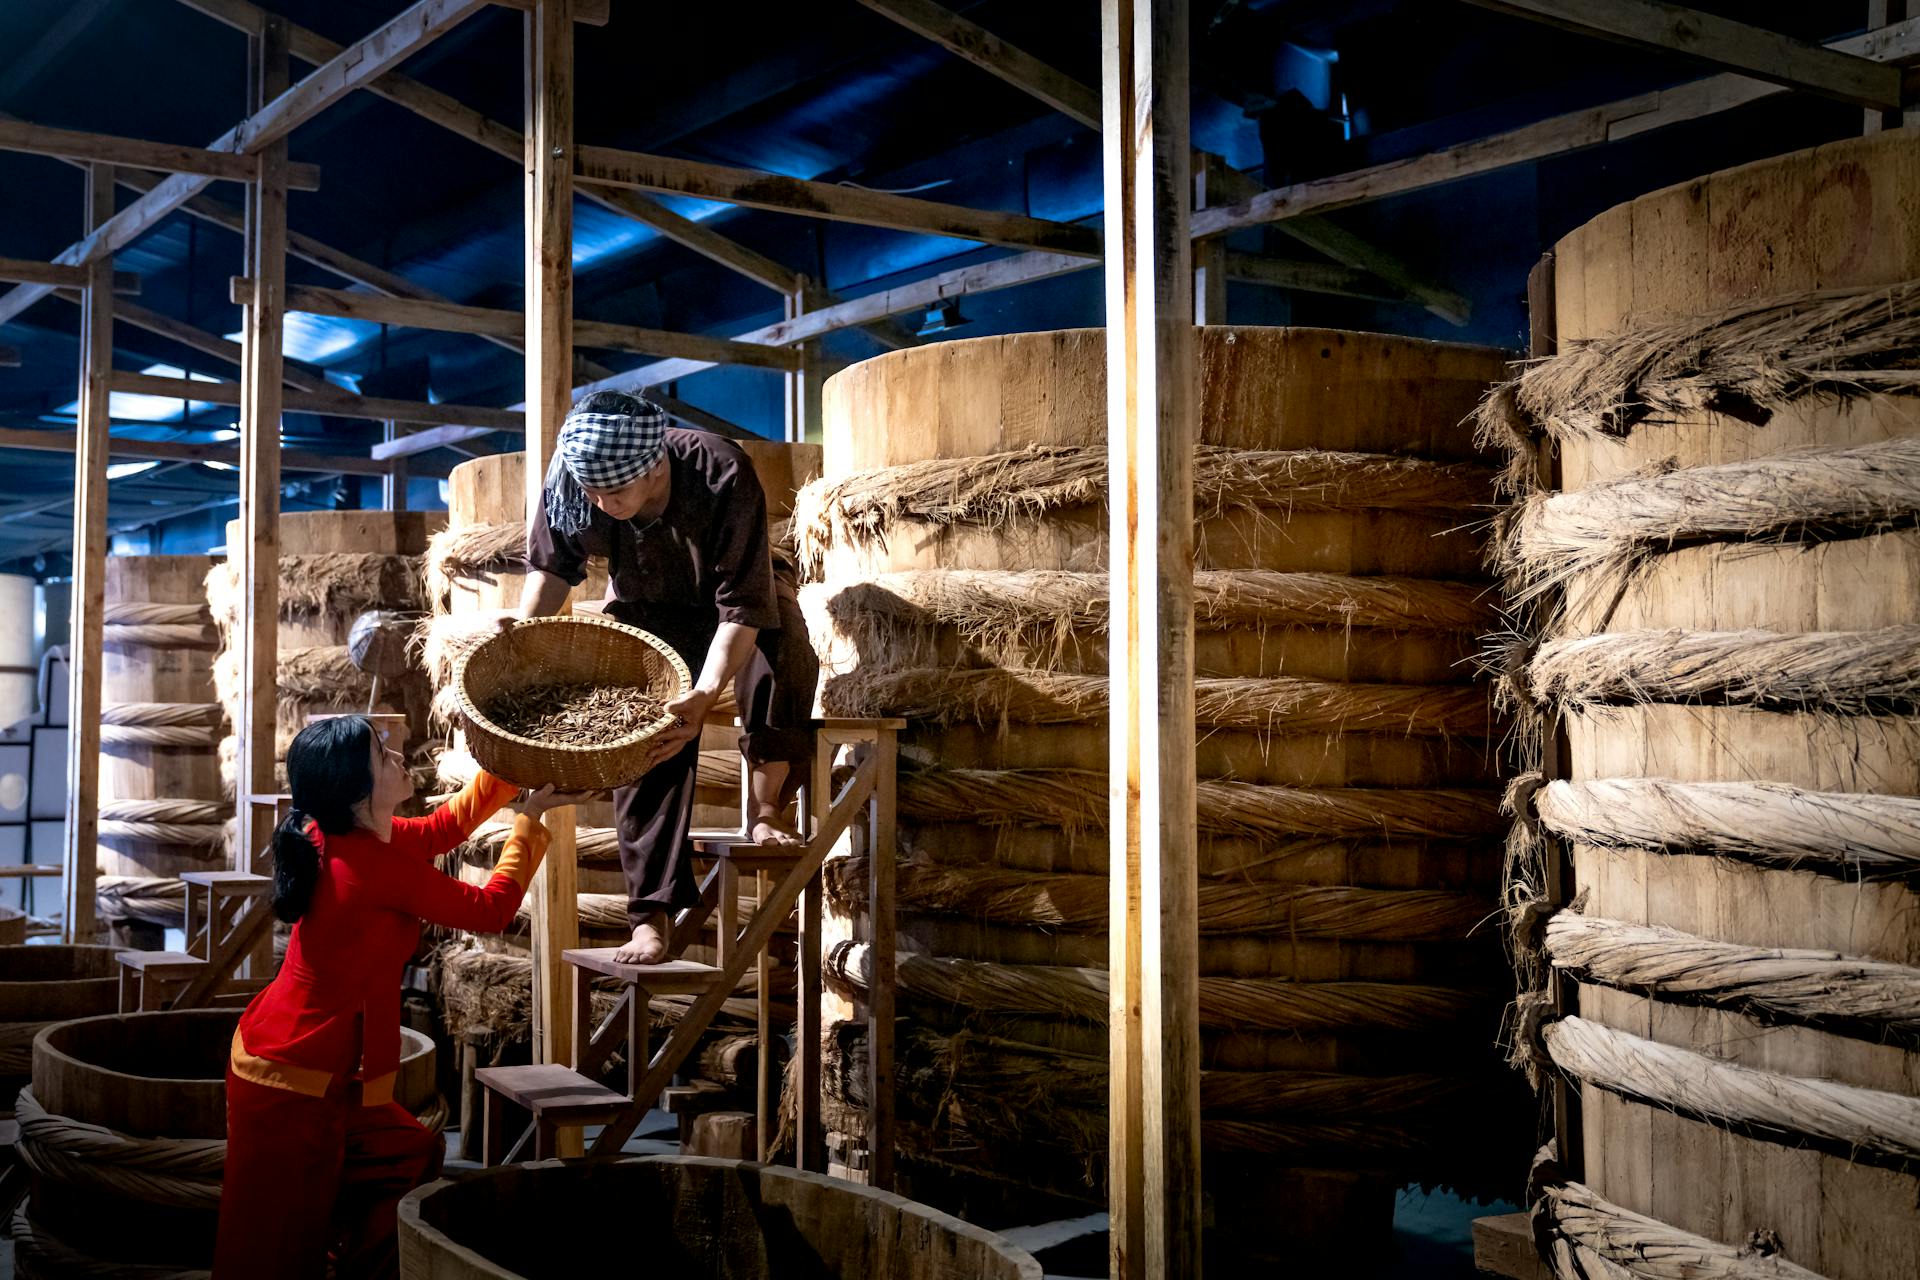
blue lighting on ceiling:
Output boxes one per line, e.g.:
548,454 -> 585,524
51,363 -> 224,422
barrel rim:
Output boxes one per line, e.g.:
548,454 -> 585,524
398,1154 -> 1045,1279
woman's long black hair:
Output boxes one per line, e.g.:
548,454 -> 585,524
272,715 -> 376,923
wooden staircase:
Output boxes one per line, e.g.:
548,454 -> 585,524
115,868 -> 275,1011
475,718 -> 902,1179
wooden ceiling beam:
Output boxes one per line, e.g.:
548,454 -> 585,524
0,255 -> 139,293
45,288 -> 332,395
229,277 -> 802,371
0,0 -> 493,327
0,424 -> 417,477
575,146 -> 1104,257
108,370 -> 523,431
1193,16 -> 1920,240
1464,0 -> 1904,111
0,117 -> 322,188
852,0 -> 1100,128
853,0 -> 1467,324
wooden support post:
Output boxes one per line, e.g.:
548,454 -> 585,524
236,15 -> 289,877
1866,2 -> 1917,133
523,0 -> 579,1085
1101,1 -> 1201,1276
755,864 -> 772,1160
797,734 -> 830,1172
783,279 -> 824,444
1192,153 -> 1228,325
60,162 -> 114,944
380,421 -> 408,509
865,728 -> 898,1191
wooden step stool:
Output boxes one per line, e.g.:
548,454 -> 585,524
472,1064 -> 628,1164
475,950 -> 725,1164
117,950 -> 205,1012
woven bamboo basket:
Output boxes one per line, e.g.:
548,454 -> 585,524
454,615 -> 690,791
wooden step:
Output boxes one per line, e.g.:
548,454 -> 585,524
179,870 -> 271,894
693,837 -> 808,873
115,949 -> 205,977
562,949 -> 725,995
474,1064 -> 628,1121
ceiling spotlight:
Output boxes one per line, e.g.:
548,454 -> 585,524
916,301 -> 970,337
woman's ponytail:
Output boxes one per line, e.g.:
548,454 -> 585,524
271,808 -> 319,923
272,715 -> 377,924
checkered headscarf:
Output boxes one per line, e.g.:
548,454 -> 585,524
542,395 -> 669,535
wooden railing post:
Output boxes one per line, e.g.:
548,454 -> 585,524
523,0 -> 579,1084
1101,1 -> 1202,1276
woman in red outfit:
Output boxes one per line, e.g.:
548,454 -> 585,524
214,714 -> 580,1279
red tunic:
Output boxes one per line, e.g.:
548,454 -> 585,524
232,772 -> 547,1104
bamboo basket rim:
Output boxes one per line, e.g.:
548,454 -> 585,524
451,614 -> 691,772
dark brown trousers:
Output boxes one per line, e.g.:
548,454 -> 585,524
615,585 -> 816,929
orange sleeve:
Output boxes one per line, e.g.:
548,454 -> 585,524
390,770 -> 520,861
489,813 -> 552,893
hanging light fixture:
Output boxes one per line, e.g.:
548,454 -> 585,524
916,300 -> 971,337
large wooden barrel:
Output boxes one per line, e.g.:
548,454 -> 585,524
398,1156 -> 1041,1279
802,326 -> 1523,1261
1491,128 -> 1920,1280
0,945 -> 122,1113
210,511 -> 444,798
96,556 -> 226,942
13,1007 -> 440,1276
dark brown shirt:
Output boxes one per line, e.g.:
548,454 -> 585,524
526,428 -> 780,659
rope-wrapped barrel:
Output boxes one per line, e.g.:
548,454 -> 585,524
96,557 -> 229,940
1488,129 -> 1920,1280
802,326 -> 1524,1256
206,512 -> 442,801
0,945 -> 122,1116
13,1008 -> 441,1278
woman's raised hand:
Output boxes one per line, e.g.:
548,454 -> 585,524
520,784 -> 600,816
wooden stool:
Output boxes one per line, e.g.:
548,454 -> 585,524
472,1064 -> 628,1165
116,951 -> 205,1012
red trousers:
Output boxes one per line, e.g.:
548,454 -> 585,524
214,1069 -> 443,1280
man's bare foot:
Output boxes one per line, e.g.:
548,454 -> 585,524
613,912 -> 670,964
749,810 -> 803,847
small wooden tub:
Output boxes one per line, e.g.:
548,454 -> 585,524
0,945 -> 123,1112
15,1008 -> 440,1276
399,1156 -> 1043,1279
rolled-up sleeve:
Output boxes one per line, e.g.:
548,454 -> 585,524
527,498 -> 589,587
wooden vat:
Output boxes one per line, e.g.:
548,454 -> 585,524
1495,128 -> 1920,1279
96,556 -> 226,942
14,1007 -> 438,1275
0,945 -> 122,1114
803,326 -> 1523,1259
209,510 -> 445,796
398,1156 -> 1041,1279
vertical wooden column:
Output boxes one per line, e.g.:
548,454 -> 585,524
380,421 -> 409,510
61,162 -> 115,944
783,279 -> 824,443
1101,1 -> 1201,1277
237,15 -> 289,874
524,0 -> 579,1071
796,735 -> 830,1171
864,727 -> 898,1191
1865,3 -> 1915,133
1191,152 -> 1227,325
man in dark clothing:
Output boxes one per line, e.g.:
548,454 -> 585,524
511,391 -> 816,964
